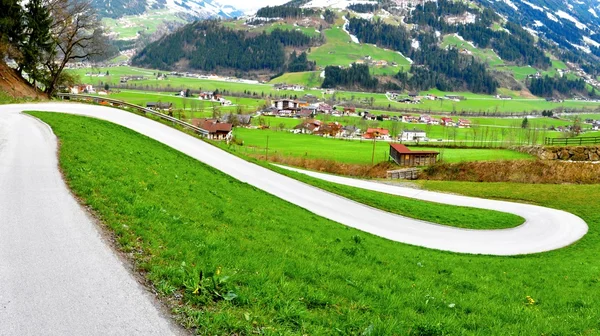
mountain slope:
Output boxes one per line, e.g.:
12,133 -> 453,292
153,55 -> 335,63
94,0 -> 244,19
479,0 -> 600,53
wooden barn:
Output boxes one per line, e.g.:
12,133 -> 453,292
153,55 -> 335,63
389,143 -> 439,167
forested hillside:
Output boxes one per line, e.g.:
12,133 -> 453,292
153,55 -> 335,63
132,21 -> 320,73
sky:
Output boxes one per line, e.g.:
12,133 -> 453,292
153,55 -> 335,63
218,0 -> 288,11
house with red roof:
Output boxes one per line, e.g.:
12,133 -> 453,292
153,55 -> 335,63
362,128 -> 390,140
441,117 -> 454,126
192,119 -> 233,140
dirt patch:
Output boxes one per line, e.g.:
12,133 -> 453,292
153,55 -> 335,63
0,61 -> 47,99
252,153 -> 396,178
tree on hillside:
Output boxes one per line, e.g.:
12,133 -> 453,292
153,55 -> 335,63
19,0 -> 54,86
43,0 -> 107,96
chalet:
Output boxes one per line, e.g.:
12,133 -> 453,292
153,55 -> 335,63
273,99 -> 301,115
314,122 -> 344,137
70,85 -> 95,94
199,91 -> 221,101
496,95 -> 512,100
293,119 -> 322,134
343,106 -> 356,114
402,115 -> 420,123
192,119 -> 233,140
374,60 -> 388,66
342,125 -> 361,137
387,91 -> 401,99
146,102 -> 173,111
324,88 -> 335,95
458,119 -> 471,128
400,129 -> 428,142
441,117 -> 454,126
428,118 -> 440,125
317,103 -> 333,114
389,143 -> 438,167
296,109 -> 314,118
408,91 -> 419,98
362,128 -> 390,140
361,112 -> 377,120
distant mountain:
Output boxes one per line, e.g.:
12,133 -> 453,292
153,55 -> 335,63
480,0 -> 600,53
93,0 -> 244,19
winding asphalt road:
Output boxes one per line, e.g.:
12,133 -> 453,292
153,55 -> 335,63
0,105 -> 183,335
0,102 -> 589,331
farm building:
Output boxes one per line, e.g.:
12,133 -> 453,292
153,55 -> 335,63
389,144 -> 439,167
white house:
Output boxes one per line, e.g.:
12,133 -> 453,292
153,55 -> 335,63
400,129 -> 428,142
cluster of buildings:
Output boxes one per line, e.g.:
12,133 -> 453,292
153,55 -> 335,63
585,119 -> 600,131
289,118 -> 437,143
386,91 -> 467,104
355,55 -> 398,67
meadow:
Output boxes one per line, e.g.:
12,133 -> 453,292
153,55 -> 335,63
232,128 -> 533,164
28,111 -> 600,335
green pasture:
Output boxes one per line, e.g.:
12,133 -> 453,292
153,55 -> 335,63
307,27 -> 411,71
442,35 -> 504,67
269,71 -> 324,88
233,128 -> 533,164
102,10 -> 185,40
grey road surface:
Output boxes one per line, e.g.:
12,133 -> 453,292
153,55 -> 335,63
0,107 -> 182,335
1,103 -> 589,254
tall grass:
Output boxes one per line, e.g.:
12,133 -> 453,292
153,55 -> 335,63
422,160 -> 600,184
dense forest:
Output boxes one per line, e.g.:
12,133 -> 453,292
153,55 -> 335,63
132,21 -> 317,72
347,3 -> 379,13
347,18 -> 498,94
256,5 -> 317,18
527,76 -> 587,97
287,51 -> 315,72
322,64 -> 378,90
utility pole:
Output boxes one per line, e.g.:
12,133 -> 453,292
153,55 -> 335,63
371,132 -> 378,166
266,135 -> 270,161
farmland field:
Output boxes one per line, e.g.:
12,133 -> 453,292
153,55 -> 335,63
28,111 -> 600,335
233,128 -> 533,164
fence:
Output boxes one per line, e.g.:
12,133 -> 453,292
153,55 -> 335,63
544,136 -> 600,146
56,93 -> 209,137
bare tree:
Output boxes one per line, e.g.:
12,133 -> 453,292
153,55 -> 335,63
43,0 -> 107,95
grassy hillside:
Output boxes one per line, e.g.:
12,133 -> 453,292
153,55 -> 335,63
28,111 -> 600,335
308,27 -> 412,74
269,71 -> 324,88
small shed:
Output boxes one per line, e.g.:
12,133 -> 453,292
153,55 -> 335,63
389,143 -> 438,167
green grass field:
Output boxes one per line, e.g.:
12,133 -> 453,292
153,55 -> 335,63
233,128 -> 533,164
269,71 -> 324,88
27,112 -> 600,335
308,27 -> 411,71
102,10 -> 185,40
442,35 -> 504,67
